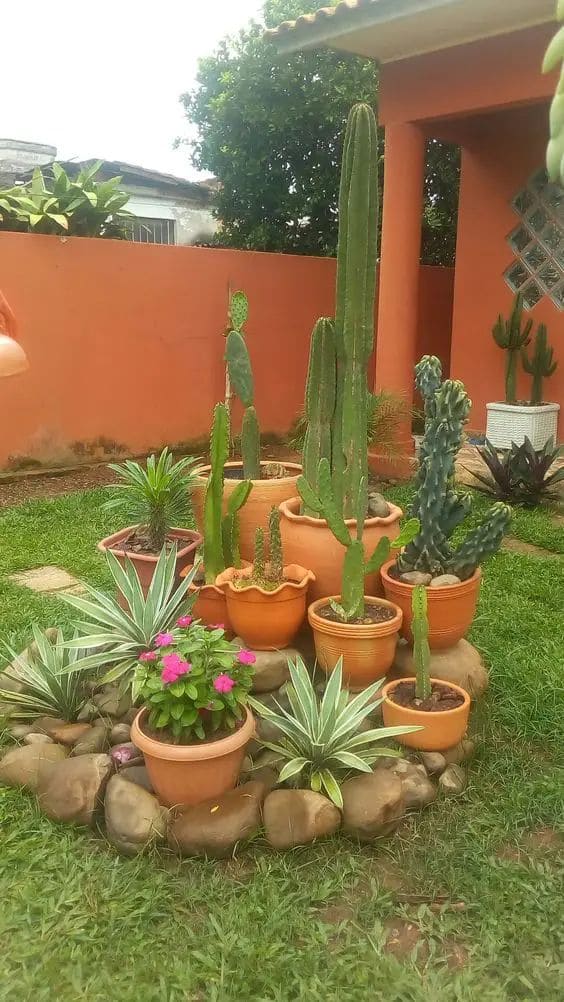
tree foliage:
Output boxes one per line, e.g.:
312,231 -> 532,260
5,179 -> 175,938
182,0 -> 459,264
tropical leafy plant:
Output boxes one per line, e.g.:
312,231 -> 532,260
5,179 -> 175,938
61,546 -> 199,689
104,448 -> 203,552
0,626 -> 90,722
249,656 -> 420,807
0,161 -> 131,237
135,620 -> 255,742
468,437 -> 564,507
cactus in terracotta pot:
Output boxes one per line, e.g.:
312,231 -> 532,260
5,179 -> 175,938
224,290 -> 260,479
203,403 -> 252,583
396,356 -> 511,580
522,323 -> 557,406
412,586 -> 431,701
301,103 -> 381,519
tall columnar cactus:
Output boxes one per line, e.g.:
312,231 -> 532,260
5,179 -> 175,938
268,506 -> 283,584
298,460 -> 418,620
300,103 -> 379,519
397,356 -> 511,579
412,586 -> 431,702
522,323 -> 557,405
492,294 -> 533,404
543,2 -> 564,184
203,403 -> 251,583
224,290 -> 261,479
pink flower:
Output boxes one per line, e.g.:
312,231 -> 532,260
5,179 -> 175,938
139,651 -> 157,662
176,615 -> 193,627
161,667 -> 179,684
237,649 -> 256,665
208,623 -> 225,631
160,652 -> 192,684
154,632 -> 174,648
214,673 -> 236,694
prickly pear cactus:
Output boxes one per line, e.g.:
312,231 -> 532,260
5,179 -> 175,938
397,356 -> 511,579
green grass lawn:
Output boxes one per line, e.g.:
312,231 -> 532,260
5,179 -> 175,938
0,487 -> 563,1001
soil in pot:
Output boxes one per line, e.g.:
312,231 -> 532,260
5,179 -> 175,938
308,595 -> 402,689
316,602 -> 397,626
108,527 -> 178,556
388,681 -> 465,713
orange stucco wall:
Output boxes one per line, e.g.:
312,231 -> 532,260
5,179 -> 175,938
0,232 -> 453,469
450,104 -> 564,433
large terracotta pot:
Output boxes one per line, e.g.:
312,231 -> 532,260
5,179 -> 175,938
192,462 -> 302,561
381,677 -> 471,751
380,561 -> 481,649
98,526 -> 202,595
308,596 -> 403,690
216,564 -> 315,650
131,706 -> 255,808
279,497 -> 404,603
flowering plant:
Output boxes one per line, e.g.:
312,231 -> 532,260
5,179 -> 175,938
134,617 -> 255,743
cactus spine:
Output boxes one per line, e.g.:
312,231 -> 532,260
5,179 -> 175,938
522,323 -> 557,405
300,103 -> 379,519
492,294 -> 532,404
251,527 -> 266,586
224,290 -> 262,480
298,460 -> 419,620
412,586 -> 431,702
397,356 -> 511,579
267,507 -> 283,585
203,403 -> 251,583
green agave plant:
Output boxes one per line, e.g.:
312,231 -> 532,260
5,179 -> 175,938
60,545 -> 199,689
250,657 -> 421,807
0,625 -> 90,722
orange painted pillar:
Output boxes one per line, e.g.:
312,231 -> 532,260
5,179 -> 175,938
374,122 -> 425,461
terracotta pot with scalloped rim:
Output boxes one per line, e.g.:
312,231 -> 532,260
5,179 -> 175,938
216,564 -> 315,650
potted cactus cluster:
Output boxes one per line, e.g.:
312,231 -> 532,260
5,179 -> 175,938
486,293 -> 559,450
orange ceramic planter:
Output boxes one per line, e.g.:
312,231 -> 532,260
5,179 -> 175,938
381,677 -> 471,751
216,564 -> 315,650
192,462 -> 302,561
98,525 -> 201,595
181,561 -> 250,633
130,706 -> 255,808
380,561 -> 482,649
279,497 -> 403,603
308,596 -> 403,690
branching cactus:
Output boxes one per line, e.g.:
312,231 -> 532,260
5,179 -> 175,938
522,323 -> 557,406
492,294 -> 533,404
412,586 -> 431,701
203,403 -> 252,583
300,103 -> 379,519
224,290 -> 261,479
397,356 -> 511,579
298,459 -> 419,621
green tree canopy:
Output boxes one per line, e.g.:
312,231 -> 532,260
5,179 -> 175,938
181,0 -> 459,264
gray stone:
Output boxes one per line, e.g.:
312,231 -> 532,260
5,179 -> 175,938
250,749 -> 282,772
23,733 -> 54,746
104,774 -> 167,857
232,641 -> 296,694
443,738 -> 476,765
430,574 -> 462,588
399,571 -> 433,586
419,751 -> 447,776
71,725 -> 109,756
92,686 -> 132,719
7,723 -> 36,739
0,743 -> 68,791
33,715 -> 67,736
77,702 -> 98,723
37,753 -> 113,826
8,566 -> 85,595
387,759 -> 437,810
110,723 -> 131,745
263,789 -> 341,849
42,722 -> 93,746
368,492 -> 391,518
256,716 -> 286,746
120,765 -> 154,794
244,766 -> 278,792
341,770 -> 405,841
169,781 -> 266,858
439,764 -> 467,795
391,639 -> 488,699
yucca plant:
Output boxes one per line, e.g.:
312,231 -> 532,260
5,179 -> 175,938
0,626 -> 90,721
60,546 -> 198,689
249,657 -> 421,807
104,447 -> 203,552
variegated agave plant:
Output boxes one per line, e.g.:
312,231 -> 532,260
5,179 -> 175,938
60,545 -> 199,690
0,625 -> 90,722
249,657 -> 421,807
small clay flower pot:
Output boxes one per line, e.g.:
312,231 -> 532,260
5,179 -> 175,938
380,561 -> 481,649
98,526 -> 202,595
180,561 -> 251,634
381,677 -> 471,751
216,564 -> 315,650
308,595 -> 403,690
130,706 -> 255,808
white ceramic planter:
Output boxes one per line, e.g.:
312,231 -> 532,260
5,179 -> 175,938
485,402 -> 560,450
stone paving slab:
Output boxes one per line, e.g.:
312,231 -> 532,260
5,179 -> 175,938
8,566 -> 86,596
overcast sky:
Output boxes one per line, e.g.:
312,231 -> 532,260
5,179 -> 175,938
0,1 -> 264,179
